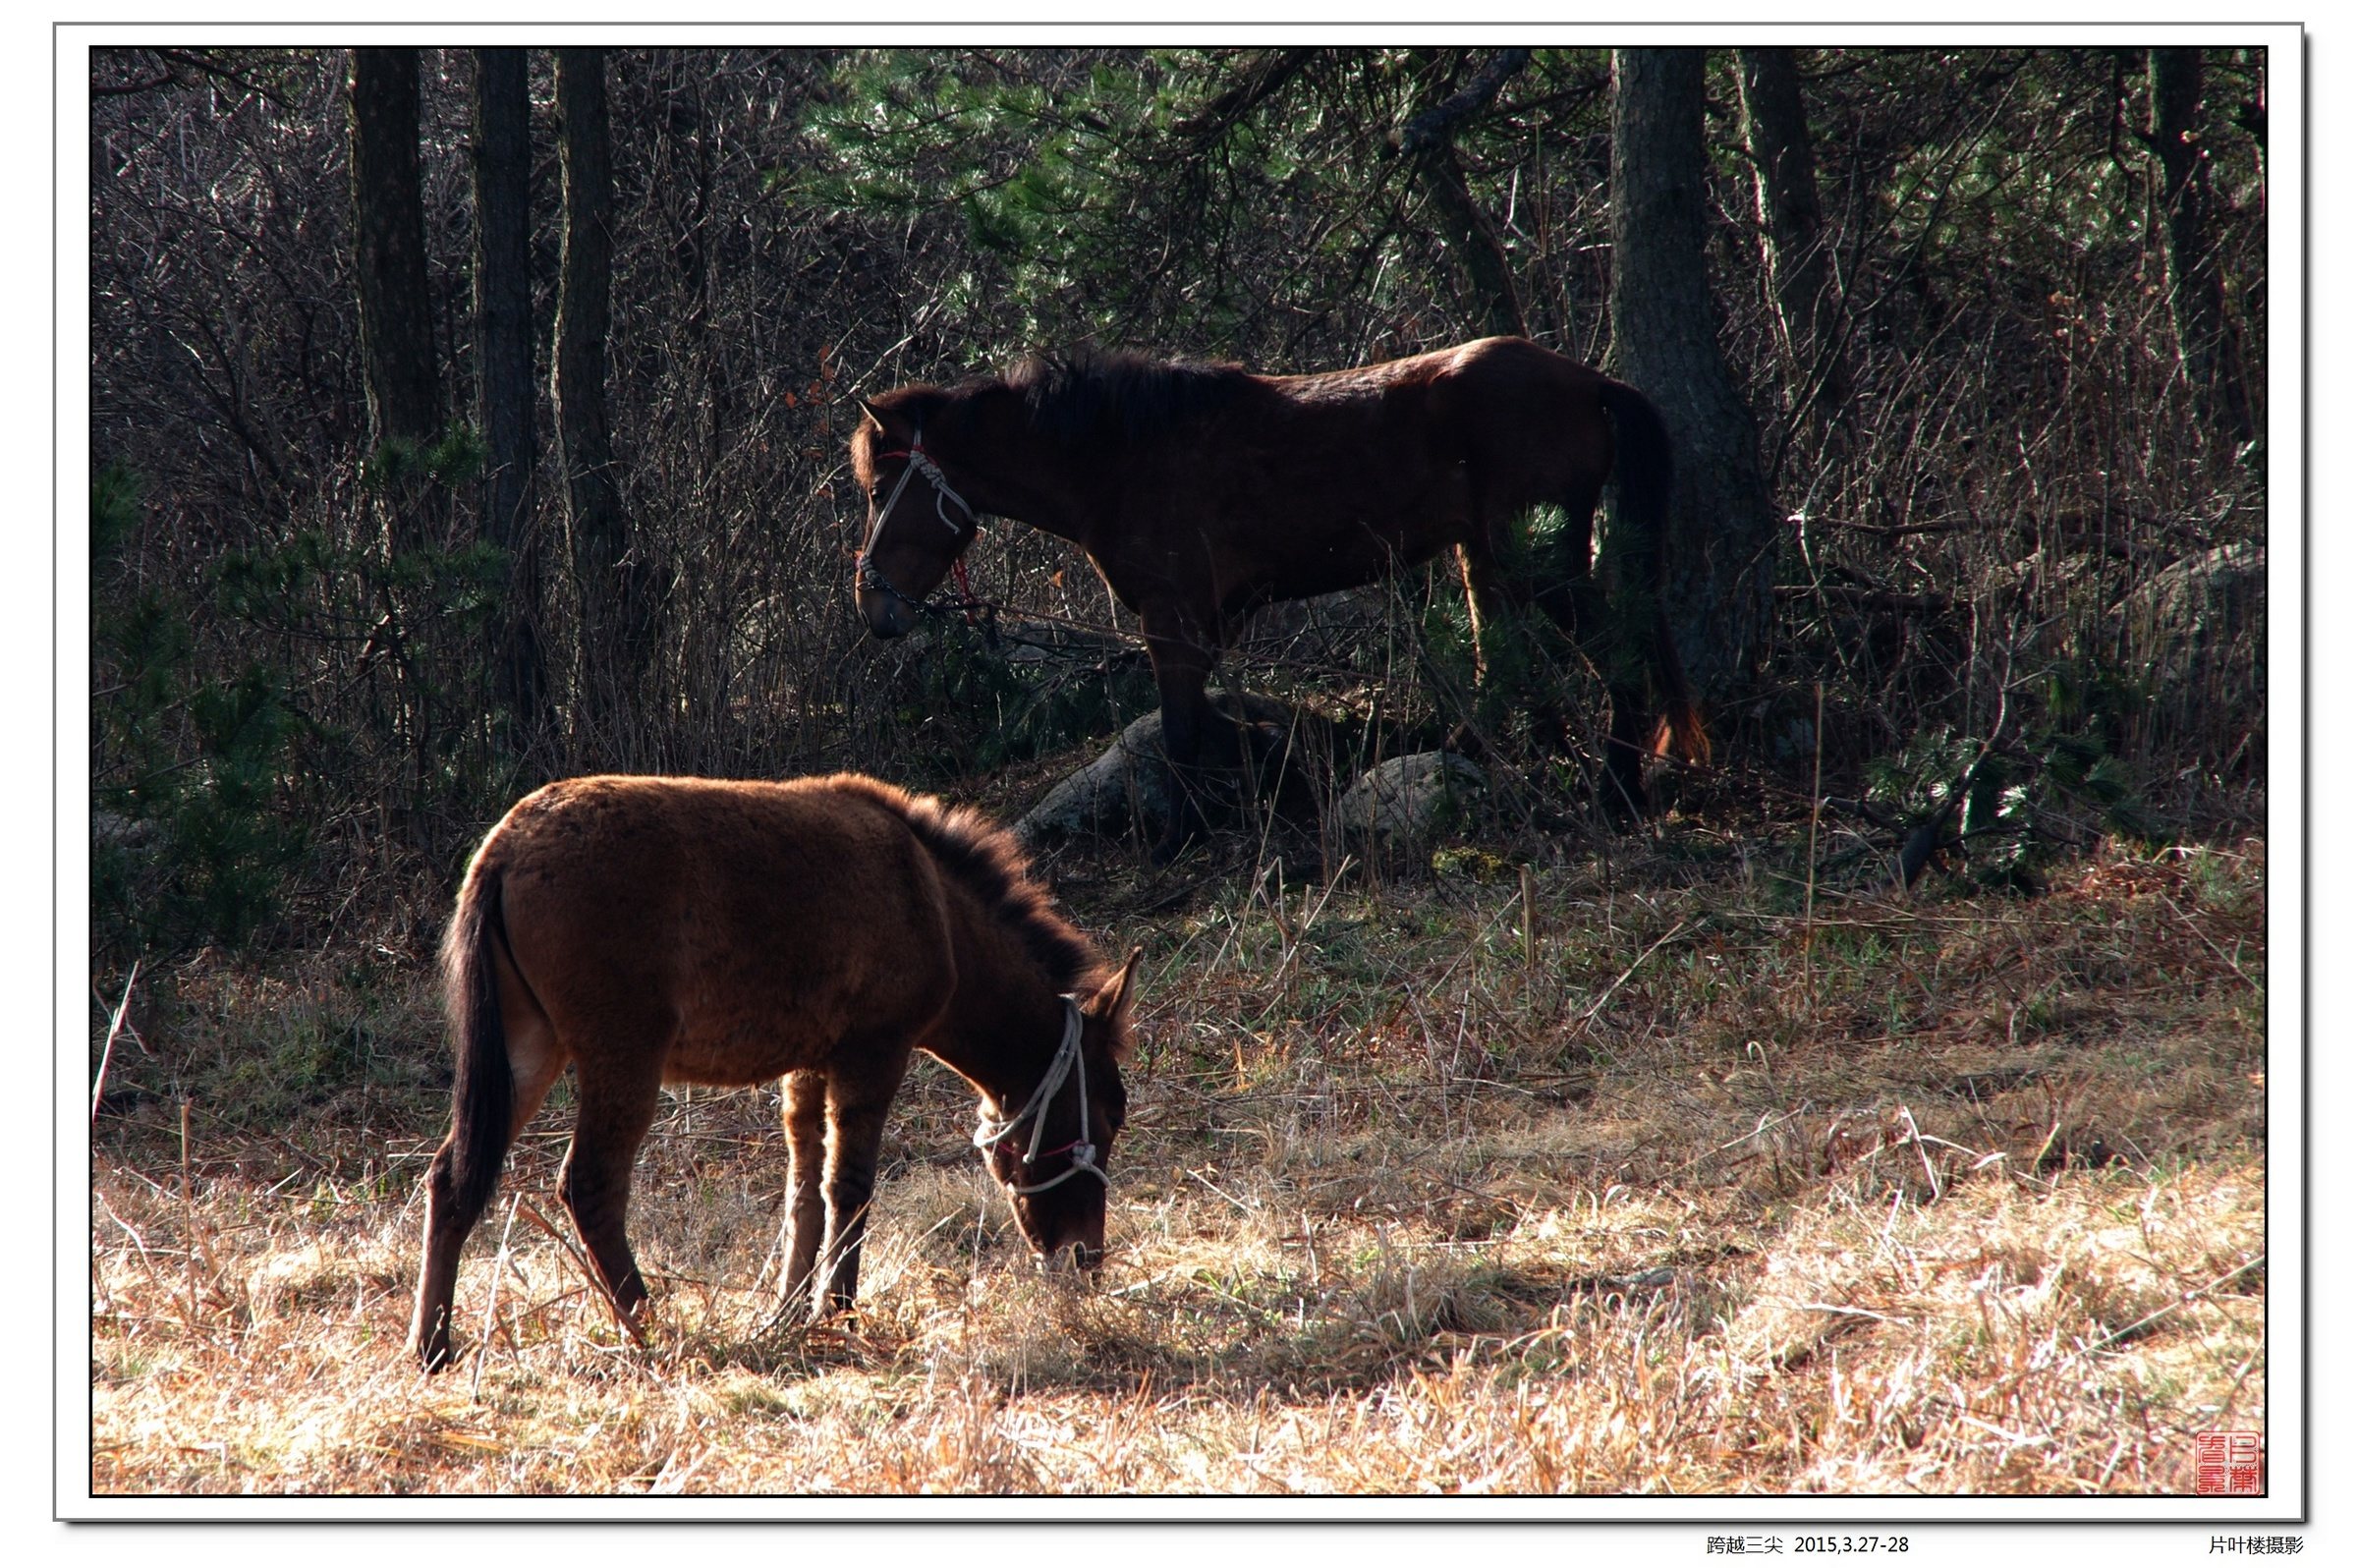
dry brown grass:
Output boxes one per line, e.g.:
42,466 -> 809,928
87,823 -> 2267,1498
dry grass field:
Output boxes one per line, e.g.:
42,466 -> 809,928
87,805 -> 2269,1499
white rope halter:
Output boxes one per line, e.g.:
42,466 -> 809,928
863,429 -> 975,549
973,996 -> 1108,1196
857,427 -> 981,613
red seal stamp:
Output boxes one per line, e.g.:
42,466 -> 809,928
2194,1430 -> 2263,1495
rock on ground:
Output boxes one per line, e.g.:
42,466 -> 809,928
1014,692 -> 1316,849
2110,541 -> 2264,757
1333,751 -> 1487,842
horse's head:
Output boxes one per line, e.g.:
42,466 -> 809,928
979,949 -> 1140,1271
851,394 -> 977,640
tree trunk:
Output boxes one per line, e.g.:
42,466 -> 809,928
1394,49 -> 1530,341
1736,47 -> 1851,421
553,46 -> 653,741
2148,47 -> 2255,449
660,66 -> 720,470
1608,47 -> 1780,702
472,46 -> 549,756
347,44 -> 446,824
347,46 -> 442,546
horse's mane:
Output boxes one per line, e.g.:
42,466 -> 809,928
829,774 -> 1100,998
1005,346 -> 1252,445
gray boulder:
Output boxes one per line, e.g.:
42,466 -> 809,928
1014,693 -> 1311,848
1333,751 -> 1487,842
2110,541 -> 2265,754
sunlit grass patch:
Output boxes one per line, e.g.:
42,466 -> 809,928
88,824 -> 2267,1496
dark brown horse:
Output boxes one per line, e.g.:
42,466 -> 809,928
850,335 -> 1708,859
410,772 -> 1139,1372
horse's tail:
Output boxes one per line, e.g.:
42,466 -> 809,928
1597,377 -> 1711,765
438,858 -> 516,1225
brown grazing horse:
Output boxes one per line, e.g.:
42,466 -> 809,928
410,772 -> 1139,1372
850,335 -> 1708,860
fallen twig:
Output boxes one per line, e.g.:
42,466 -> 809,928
90,960 -> 142,1122
1571,919 -> 1691,1036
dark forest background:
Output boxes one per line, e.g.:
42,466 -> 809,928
87,44 -> 2268,972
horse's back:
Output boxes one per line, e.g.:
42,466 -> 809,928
1417,338 -> 1622,502
1286,339 -> 1623,514
1422,335 -> 1614,414
472,774 -> 955,1083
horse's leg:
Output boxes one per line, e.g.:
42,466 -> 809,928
1442,537 -> 1498,756
1463,507 -> 1590,760
557,1046 -> 667,1325
1141,607 -> 1225,863
814,1040 -> 915,1316
1531,477 -> 1601,643
1539,476 -> 1649,821
777,1068 -> 828,1316
1463,519 -> 1537,681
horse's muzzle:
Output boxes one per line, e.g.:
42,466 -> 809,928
1042,1240 -> 1104,1274
1020,1207 -> 1106,1273
858,587 -> 915,641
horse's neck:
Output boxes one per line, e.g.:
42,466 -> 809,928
978,461 -> 1094,549
932,897 -> 1070,1107
948,393 -> 1097,548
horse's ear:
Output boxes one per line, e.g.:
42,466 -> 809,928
852,395 -> 887,434
1090,946 -> 1145,1023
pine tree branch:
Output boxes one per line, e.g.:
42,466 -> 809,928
1391,48 -> 1532,154
1173,48 -> 1315,142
